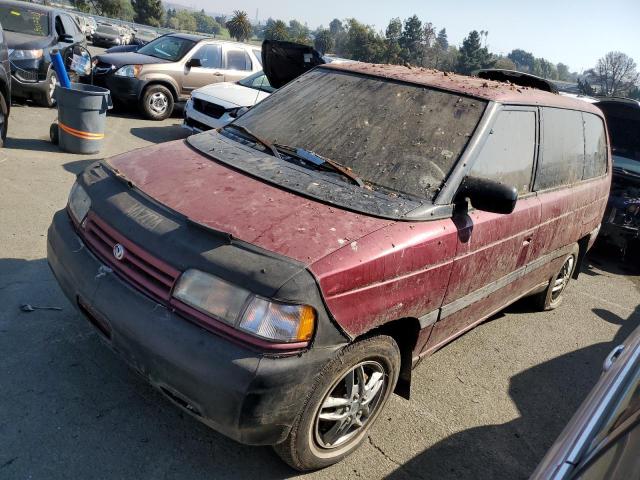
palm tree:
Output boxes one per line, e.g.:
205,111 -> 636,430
226,10 -> 252,42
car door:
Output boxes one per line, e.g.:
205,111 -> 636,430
424,107 -> 542,353
182,43 -> 224,94
222,45 -> 254,82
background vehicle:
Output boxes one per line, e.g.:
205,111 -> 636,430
0,20 -> 10,147
74,14 -> 92,39
89,33 -> 261,120
132,27 -> 158,45
85,16 -> 96,39
92,23 -> 127,48
531,324 -> 640,479
0,0 -> 86,107
183,70 -> 275,132
595,98 -> 640,258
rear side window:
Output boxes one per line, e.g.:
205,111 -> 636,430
469,110 -> 536,194
226,49 -> 251,70
535,108 -> 585,190
193,44 -> 222,69
583,113 -> 608,179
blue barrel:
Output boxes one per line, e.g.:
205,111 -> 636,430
54,83 -> 112,154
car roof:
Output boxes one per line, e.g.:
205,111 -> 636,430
322,63 -> 604,117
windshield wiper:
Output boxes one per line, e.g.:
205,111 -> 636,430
224,124 -> 282,160
273,143 -> 364,187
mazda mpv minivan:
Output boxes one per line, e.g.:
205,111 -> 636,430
47,59 -> 611,470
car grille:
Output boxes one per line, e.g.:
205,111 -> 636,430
81,212 -> 180,303
94,62 -> 114,76
192,98 -> 226,119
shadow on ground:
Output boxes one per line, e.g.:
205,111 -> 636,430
4,137 -> 60,153
387,276 -> 639,480
0,257 -> 293,479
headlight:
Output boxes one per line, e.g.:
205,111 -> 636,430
114,65 -> 141,77
173,269 -> 316,343
67,182 -> 91,224
9,49 -> 44,60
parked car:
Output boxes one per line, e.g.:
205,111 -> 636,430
85,16 -> 96,39
89,33 -> 262,120
532,324 -> 640,479
74,14 -> 92,39
183,41 -> 347,132
594,98 -> 640,258
91,23 -> 126,48
0,20 -> 11,147
0,0 -> 86,107
48,47 -> 611,471
183,70 -> 275,132
132,27 -> 158,45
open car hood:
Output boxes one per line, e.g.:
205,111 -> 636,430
261,40 -> 325,89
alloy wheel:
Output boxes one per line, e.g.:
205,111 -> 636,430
551,256 -> 574,301
314,361 -> 386,449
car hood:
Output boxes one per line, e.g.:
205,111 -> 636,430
192,82 -> 270,108
106,140 -> 393,265
96,51 -> 167,68
261,39 -> 325,89
5,31 -> 53,50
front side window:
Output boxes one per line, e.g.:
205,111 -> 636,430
226,49 -> 251,70
234,69 -> 486,200
0,6 -> 49,36
535,108 -> 585,190
193,44 -> 222,69
138,36 -> 196,62
469,110 -> 536,194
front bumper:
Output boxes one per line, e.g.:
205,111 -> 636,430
92,74 -> 142,102
47,209 -> 339,445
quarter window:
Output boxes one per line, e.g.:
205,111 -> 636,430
583,113 -> 608,179
535,108 -> 585,190
226,49 -> 251,70
193,44 -> 222,69
469,110 -> 536,194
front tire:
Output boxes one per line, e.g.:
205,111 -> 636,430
140,84 -> 174,120
0,90 -> 8,147
38,69 -> 58,108
274,335 -> 400,471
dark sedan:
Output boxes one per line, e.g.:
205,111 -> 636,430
91,23 -> 126,48
0,0 -> 85,107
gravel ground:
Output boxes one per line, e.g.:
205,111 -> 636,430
0,88 -> 638,480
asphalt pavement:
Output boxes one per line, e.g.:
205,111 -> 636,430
0,83 -> 638,480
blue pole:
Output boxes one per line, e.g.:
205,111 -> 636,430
51,50 -> 71,89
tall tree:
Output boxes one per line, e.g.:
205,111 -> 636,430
533,58 -> 558,79
329,18 -> 344,36
436,28 -> 448,50
314,29 -> 333,54
400,15 -> 423,64
556,63 -> 570,81
456,30 -> 494,74
131,0 -> 163,27
385,17 -> 402,64
507,49 -> 535,72
226,10 -> 252,42
288,19 -> 310,44
592,51 -> 638,96
264,19 -> 289,40
337,18 -> 385,63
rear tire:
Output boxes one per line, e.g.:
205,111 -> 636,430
533,244 -> 580,311
140,84 -> 173,120
274,335 -> 400,471
0,90 -> 8,147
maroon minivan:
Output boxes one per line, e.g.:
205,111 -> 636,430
47,61 -> 611,470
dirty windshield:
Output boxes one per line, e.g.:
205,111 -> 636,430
234,68 -> 486,200
0,6 -> 49,36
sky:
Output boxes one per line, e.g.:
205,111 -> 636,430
169,0 -> 639,72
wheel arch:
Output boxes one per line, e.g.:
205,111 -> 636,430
140,79 -> 179,102
357,317 -> 422,400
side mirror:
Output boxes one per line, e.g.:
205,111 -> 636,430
186,57 -> 202,68
59,33 -> 74,43
455,176 -> 518,214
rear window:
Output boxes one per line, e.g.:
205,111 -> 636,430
583,113 -> 608,179
235,69 -> 486,200
97,25 -> 119,35
0,6 -> 49,36
535,108 -> 585,190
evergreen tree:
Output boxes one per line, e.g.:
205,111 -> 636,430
132,0 -> 163,27
314,29 -> 333,54
400,15 -> 423,64
456,30 -> 494,74
436,28 -> 448,50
